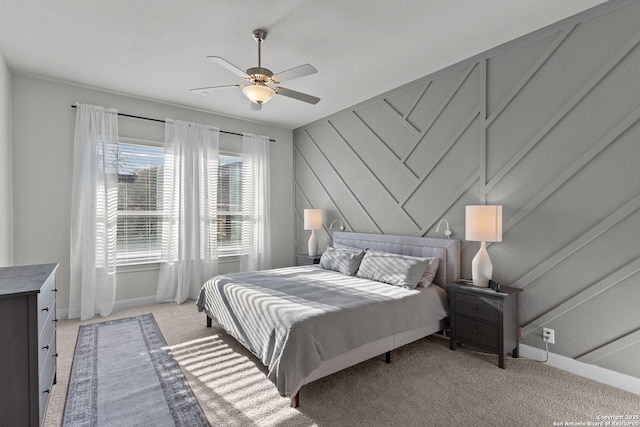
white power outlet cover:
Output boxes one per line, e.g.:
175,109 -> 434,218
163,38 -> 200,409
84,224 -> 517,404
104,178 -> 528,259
542,327 -> 555,344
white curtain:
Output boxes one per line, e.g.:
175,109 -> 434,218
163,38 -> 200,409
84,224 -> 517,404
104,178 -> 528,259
240,133 -> 271,271
69,104 -> 119,320
157,119 -> 220,303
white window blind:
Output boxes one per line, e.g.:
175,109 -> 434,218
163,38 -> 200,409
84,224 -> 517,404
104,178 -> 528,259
218,154 -> 243,255
106,140 -> 243,265
109,140 -> 164,265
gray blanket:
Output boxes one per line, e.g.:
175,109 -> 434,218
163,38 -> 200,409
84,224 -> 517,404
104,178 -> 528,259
196,266 -> 447,397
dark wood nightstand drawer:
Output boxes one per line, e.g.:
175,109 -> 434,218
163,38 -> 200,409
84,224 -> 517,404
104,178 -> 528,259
296,254 -> 321,266
456,317 -> 498,348
454,292 -> 499,323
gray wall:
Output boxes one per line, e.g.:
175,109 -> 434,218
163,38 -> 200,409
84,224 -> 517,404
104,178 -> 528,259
11,74 -> 294,316
294,0 -> 640,379
0,51 -> 12,267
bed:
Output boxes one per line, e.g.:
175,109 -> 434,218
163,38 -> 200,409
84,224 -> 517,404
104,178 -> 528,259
196,231 -> 461,407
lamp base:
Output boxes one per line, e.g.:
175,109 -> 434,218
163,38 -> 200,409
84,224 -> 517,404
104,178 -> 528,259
308,230 -> 319,256
471,241 -> 493,287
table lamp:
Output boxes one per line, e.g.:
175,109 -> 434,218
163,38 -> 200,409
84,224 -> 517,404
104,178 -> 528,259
465,205 -> 502,287
304,209 -> 323,256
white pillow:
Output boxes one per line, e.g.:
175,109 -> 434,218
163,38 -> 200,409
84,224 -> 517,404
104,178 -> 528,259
417,257 -> 440,288
319,246 -> 366,276
355,251 -> 431,289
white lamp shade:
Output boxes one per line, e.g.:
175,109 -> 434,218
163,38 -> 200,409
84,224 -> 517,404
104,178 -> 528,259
465,205 -> 503,243
304,209 -> 323,230
242,84 -> 275,104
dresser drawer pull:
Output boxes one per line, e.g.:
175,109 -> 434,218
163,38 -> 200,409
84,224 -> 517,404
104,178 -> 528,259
42,345 -> 49,350
53,319 -> 58,322
54,288 -> 58,292
54,353 -> 59,358
42,307 -> 49,312
472,328 -> 478,334
471,304 -> 478,310
43,389 -> 50,394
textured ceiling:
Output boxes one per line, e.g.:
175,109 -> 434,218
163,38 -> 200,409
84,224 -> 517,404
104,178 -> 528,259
0,0 -> 609,129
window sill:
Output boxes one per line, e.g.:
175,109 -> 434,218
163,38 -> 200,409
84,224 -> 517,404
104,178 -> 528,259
116,254 -> 241,272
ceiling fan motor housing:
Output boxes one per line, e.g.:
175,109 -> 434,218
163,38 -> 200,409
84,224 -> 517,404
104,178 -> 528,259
246,67 -> 275,85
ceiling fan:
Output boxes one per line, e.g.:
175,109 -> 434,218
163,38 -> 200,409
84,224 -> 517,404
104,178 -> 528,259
191,29 -> 320,111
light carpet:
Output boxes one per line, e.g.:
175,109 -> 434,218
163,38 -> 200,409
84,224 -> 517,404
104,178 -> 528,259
62,313 -> 208,427
48,301 -> 639,427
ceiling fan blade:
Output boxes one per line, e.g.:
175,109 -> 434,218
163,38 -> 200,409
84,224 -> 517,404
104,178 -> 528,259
250,102 -> 262,111
273,64 -> 317,83
275,87 -> 320,105
207,56 -> 249,79
189,84 -> 240,95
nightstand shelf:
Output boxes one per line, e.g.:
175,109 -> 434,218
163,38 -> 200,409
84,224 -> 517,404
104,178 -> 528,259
447,282 -> 521,369
296,254 -> 322,266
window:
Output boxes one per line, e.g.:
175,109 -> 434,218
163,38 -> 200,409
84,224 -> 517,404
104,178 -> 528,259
217,154 -> 243,255
109,139 -> 243,265
108,139 -> 164,265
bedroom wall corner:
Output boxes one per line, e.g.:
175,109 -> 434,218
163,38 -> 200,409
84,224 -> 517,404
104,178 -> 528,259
293,0 -> 640,385
0,51 -> 13,267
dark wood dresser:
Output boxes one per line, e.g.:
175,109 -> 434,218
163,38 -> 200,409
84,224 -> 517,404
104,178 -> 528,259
447,281 -> 521,369
0,263 -> 58,427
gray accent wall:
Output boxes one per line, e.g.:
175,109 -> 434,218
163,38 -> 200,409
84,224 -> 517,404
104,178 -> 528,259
294,0 -> 640,379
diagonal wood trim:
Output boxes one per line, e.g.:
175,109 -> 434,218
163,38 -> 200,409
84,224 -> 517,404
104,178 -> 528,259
327,121 -> 405,205
486,26 -> 640,192
402,64 -> 478,163
577,328 -> 640,363
503,104 -> 640,235
380,99 -> 421,137
514,192 -> 640,289
401,109 -> 480,206
404,82 -> 431,120
351,111 -> 419,180
417,172 -> 480,236
486,27 -> 574,126
524,257 -> 640,331
294,181 -> 353,240
299,131 -> 384,233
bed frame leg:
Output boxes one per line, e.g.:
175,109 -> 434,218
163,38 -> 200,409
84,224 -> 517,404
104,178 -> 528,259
385,351 -> 391,364
206,316 -> 212,328
291,392 -> 300,408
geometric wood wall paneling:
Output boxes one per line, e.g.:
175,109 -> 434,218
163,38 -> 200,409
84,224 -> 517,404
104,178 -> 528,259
294,0 -> 640,379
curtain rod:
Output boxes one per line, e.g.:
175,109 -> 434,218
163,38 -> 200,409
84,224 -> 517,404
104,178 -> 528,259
70,105 -> 275,142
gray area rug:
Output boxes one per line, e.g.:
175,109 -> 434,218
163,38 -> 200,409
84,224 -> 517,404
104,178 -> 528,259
62,313 -> 208,427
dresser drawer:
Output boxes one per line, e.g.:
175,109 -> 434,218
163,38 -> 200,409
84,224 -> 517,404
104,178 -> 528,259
456,317 -> 499,349
38,311 -> 56,377
454,292 -> 499,323
37,275 -> 56,332
39,349 -> 56,427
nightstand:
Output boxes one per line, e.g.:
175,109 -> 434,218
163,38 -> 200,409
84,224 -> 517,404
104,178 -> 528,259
447,282 -> 522,368
296,254 -> 322,266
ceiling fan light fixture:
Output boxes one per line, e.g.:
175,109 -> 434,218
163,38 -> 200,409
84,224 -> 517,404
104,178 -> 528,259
242,84 -> 275,104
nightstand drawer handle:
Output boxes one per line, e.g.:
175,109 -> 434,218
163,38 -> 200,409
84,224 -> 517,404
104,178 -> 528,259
472,328 -> 478,334
43,389 -> 50,394
42,307 -> 49,312
42,345 -> 49,350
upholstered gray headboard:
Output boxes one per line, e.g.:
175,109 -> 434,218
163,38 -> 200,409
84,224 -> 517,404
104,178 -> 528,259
333,232 -> 461,288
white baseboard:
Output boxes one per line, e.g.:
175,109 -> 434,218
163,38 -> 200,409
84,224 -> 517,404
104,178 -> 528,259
57,295 -> 157,320
519,343 -> 640,396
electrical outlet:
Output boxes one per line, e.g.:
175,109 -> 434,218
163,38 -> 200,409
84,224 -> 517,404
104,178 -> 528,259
542,327 -> 555,344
